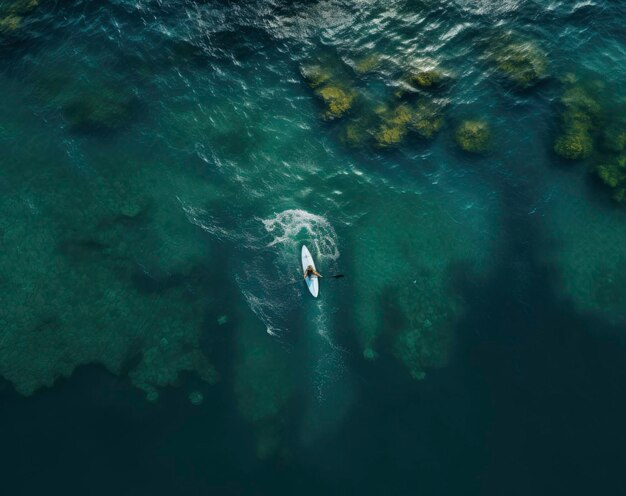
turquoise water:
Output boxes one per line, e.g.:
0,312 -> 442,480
1,0 -> 626,494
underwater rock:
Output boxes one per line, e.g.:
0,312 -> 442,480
408,69 -> 445,90
492,40 -> 548,89
603,127 -> 626,154
561,85 -> 602,118
188,390 -> 204,405
553,83 -> 601,160
374,104 -> 412,147
554,122 -> 593,160
315,85 -> 356,121
595,155 -> 626,203
301,59 -> 358,121
129,348 -> 218,401
455,120 -> 490,153
387,279 -> 457,380
373,100 -> 444,148
411,100 -> 444,139
363,348 -> 378,360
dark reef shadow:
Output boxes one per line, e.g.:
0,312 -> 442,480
449,181 -> 626,496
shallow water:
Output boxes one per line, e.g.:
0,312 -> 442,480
1,0 -> 626,494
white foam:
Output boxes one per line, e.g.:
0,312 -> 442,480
232,209 -> 341,338
261,209 -> 340,263
454,0 -> 522,15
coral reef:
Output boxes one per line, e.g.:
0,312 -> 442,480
0,147 -> 220,398
300,64 -> 332,89
0,0 -> 39,34
374,104 -> 413,147
411,100 -> 444,139
455,120 -> 490,153
188,391 -> 204,405
554,122 -> 593,160
373,100 -> 444,148
595,155 -> 626,203
315,85 -> 356,120
408,69 -> 445,90
387,279 -> 457,380
553,81 -> 602,160
301,59 -> 358,121
492,40 -> 548,89
350,191 -> 493,373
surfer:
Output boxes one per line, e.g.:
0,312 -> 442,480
303,265 -> 322,279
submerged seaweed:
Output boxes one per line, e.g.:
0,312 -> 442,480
455,119 -> 491,153
301,60 -> 358,121
492,40 -> 548,89
0,151 -> 220,398
553,78 -> 602,160
0,0 -> 38,35
372,99 -> 445,148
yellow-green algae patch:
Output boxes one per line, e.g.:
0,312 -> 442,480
0,0 -> 39,34
300,59 -> 358,121
0,14 -> 20,32
411,100 -> 444,139
373,99 -> 445,148
595,154 -> 626,203
455,119 -> 491,153
316,84 -> 356,121
592,108 -> 626,203
408,69 -> 445,89
553,77 -> 602,160
492,40 -> 548,89
374,104 -> 413,147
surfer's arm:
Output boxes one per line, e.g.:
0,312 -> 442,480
303,269 -> 308,279
313,270 -> 322,277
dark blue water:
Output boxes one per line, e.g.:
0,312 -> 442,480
1,0 -> 626,494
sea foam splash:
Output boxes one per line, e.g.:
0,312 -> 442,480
235,209 -> 340,337
262,209 -> 340,264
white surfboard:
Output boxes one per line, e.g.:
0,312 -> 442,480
301,245 -> 319,298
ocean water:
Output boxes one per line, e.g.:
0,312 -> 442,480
1,0 -> 626,494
